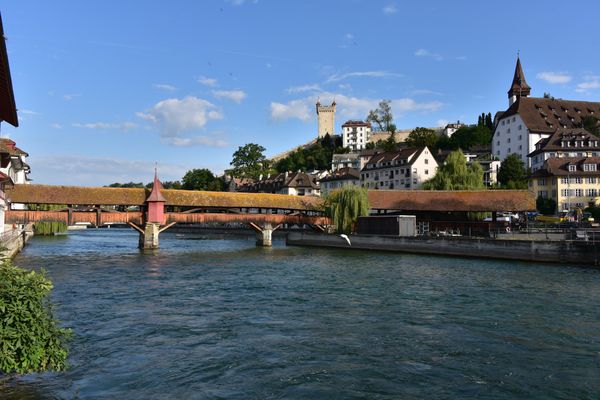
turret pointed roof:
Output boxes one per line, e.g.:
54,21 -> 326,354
508,57 -> 531,98
146,169 -> 166,202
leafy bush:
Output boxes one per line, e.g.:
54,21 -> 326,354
0,262 -> 70,374
33,221 -> 67,236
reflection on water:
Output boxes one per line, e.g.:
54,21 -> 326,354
2,229 -> 600,399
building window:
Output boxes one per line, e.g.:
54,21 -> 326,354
425,169 -> 429,175
507,138 -> 511,143
575,189 -> 583,197
518,125 -> 522,130
507,128 -> 511,134
425,159 -> 429,164
497,141 -> 500,146
518,135 -> 522,140
586,189 -> 598,197
574,177 -> 582,184
512,117 -> 516,122
538,178 -> 546,185
568,165 -> 576,172
587,177 -> 596,184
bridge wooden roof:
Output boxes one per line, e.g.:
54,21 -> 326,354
8,185 -> 535,212
7,184 -> 323,210
368,190 -> 536,212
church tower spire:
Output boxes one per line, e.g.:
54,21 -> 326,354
508,56 -> 531,106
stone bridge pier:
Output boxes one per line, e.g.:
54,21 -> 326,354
248,222 -> 281,247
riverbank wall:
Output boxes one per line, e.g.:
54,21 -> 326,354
0,224 -> 33,259
286,232 -> 598,266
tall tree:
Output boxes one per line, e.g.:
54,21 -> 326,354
485,112 -> 494,130
181,168 -> 223,191
406,127 -> 438,149
423,150 -> 485,190
497,153 -> 528,189
366,99 -> 395,132
324,186 -> 370,234
231,143 -> 268,178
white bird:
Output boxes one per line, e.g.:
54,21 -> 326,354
340,234 -> 351,246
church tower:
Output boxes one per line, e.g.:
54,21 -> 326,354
508,56 -> 531,106
316,100 -> 336,139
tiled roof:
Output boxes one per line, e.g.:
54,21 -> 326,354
7,184 -> 324,210
499,97 -> 600,134
528,128 -> 600,157
342,120 -> 371,128
319,167 -> 360,183
363,148 -> 424,170
0,138 -> 27,156
0,15 -> 18,127
369,190 -> 535,212
530,156 -> 600,178
237,171 -> 319,193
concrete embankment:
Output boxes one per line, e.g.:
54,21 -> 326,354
286,232 -> 599,266
1,225 -> 33,259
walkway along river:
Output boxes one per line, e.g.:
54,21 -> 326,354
2,229 -> 599,399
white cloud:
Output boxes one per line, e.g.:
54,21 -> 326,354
410,89 -> 444,96
536,72 -> 572,84
63,93 -> 81,101
212,89 -> 247,103
325,70 -> 402,83
270,92 -> 443,122
383,4 -> 397,14
137,96 -> 223,138
345,33 -> 354,40
72,122 -> 138,131
415,49 -> 443,61
437,119 -> 449,127
51,123 -> 63,129
576,76 -> 600,93
18,109 -> 40,116
153,83 -> 177,92
28,155 -> 190,186
168,134 -> 228,147
270,100 -> 312,122
197,76 -> 218,87
286,84 -> 322,94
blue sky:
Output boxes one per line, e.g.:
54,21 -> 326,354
1,0 -> 600,186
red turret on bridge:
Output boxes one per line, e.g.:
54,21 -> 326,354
146,170 -> 166,224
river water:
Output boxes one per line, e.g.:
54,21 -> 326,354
2,229 -> 599,399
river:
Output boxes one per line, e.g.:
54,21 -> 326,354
2,229 -> 599,399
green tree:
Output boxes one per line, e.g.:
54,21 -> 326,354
497,153 -> 528,188
366,99 -> 395,132
447,125 -> 492,150
406,127 -> 437,149
0,261 -> 70,374
581,116 -> 599,136
181,168 -> 223,191
423,150 -> 485,190
536,196 -> 556,215
231,143 -> 268,178
107,182 -> 145,188
324,186 -> 370,234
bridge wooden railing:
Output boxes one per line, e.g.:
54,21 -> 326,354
5,210 -> 330,227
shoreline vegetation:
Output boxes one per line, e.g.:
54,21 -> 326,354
0,261 -> 70,374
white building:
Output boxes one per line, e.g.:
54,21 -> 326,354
319,167 -> 360,196
0,139 -> 30,211
360,147 -> 438,190
492,57 -> 600,166
331,153 -> 360,171
342,120 -> 371,151
442,121 -> 465,137
529,128 -> 600,172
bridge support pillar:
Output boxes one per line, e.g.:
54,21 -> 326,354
248,222 -> 280,247
139,222 -> 160,249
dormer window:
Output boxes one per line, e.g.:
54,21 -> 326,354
568,165 -> 576,172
